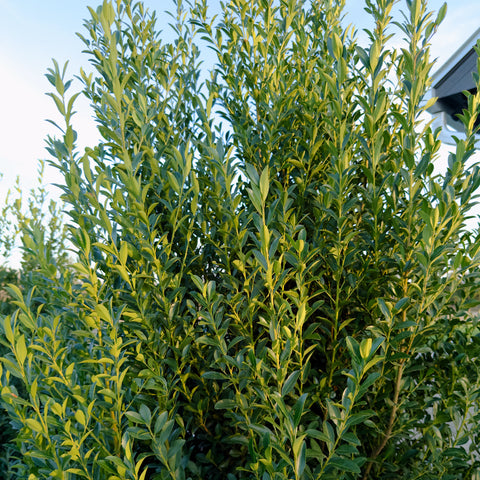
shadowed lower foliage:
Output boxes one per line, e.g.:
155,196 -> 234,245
1,0 -> 480,479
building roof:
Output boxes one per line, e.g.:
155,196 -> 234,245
426,27 -> 480,143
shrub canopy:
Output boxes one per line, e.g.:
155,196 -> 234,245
2,0 -> 480,479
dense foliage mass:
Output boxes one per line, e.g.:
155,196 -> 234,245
2,0 -> 480,478
0,166 -> 68,477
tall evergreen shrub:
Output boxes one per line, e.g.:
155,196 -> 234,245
2,0 -> 480,478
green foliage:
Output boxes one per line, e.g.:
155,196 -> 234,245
0,266 -> 19,479
0,165 -> 68,478
0,163 -> 68,275
2,0 -> 480,478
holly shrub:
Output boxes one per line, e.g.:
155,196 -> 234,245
2,0 -> 480,478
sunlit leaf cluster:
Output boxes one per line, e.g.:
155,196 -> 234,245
2,0 -> 480,478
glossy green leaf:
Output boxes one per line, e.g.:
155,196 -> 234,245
281,370 -> 300,397
215,399 -> 237,410
328,456 -> 361,473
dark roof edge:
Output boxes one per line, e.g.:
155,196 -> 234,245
431,27 -> 480,84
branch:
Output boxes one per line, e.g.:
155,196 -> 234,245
362,362 -> 404,480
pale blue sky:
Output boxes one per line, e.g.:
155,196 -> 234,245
0,0 -> 478,201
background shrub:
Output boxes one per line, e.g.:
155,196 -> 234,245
0,165 -> 67,478
1,0 -> 480,478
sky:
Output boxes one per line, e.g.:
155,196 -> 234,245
0,0 -> 479,220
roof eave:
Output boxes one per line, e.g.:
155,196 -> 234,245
431,27 -> 480,86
